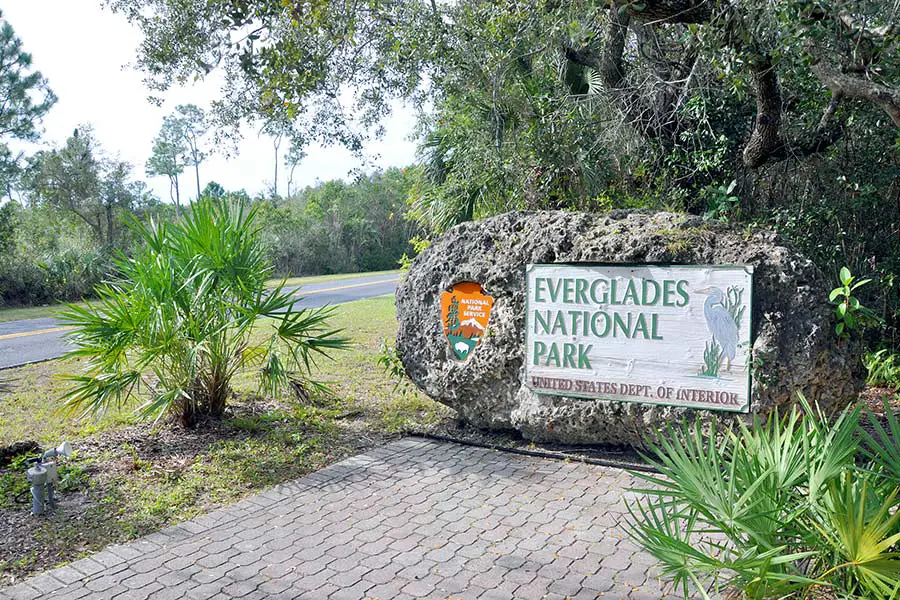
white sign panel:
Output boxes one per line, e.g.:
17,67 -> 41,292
525,264 -> 753,412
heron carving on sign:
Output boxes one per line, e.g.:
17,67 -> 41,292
696,286 -> 740,373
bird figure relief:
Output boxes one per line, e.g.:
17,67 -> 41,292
696,286 -> 739,372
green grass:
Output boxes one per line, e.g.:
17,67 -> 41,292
0,295 -> 446,447
0,295 -> 450,584
0,357 -> 137,446
0,302 -> 88,323
0,470 -> 30,509
95,420 -> 337,527
0,270 -> 402,323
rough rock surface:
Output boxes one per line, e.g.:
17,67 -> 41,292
395,210 -> 864,445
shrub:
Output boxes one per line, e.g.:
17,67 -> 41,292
38,247 -> 111,301
865,350 -> 900,392
626,397 -> 900,599
60,198 -> 348,426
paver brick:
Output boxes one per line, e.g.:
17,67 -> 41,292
0,439 -> 715,600
218,579 -> 258,598
0,584 -> 40,600
24,574 -> 63,595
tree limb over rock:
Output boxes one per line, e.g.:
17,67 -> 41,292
742,55 -> 782,168
580,0 -> 898,167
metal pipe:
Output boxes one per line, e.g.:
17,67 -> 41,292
27,463 -> 47,516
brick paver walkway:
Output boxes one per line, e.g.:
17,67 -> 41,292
1,438 -> 691,600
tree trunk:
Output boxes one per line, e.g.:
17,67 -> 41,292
174,175 -> 181,218
273,135 -> 282,198
194,158 -> 201,200
95,214 -> 105,246
177,373 -> 230,427
742,55 -> 782,168
106,203 -> 114,247
273,152 -> 279,198
600,4 -> 630,89
287,163 -> 297,199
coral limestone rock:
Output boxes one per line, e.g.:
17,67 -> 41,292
395,210 -> 863,445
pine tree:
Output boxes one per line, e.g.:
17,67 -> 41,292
445,296 -> 460,332
0,11 -> 56,197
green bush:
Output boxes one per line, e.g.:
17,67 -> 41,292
626,397 -> 900,600
60,198 -> 348,426
258,168 -> 418,277
0,202 -> 115,307
865,350 -> 900,392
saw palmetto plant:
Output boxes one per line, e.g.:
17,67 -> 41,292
626,396 -> 900,600
59,198 -> 347,426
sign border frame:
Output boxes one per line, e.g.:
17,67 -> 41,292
524,262 -> 754,413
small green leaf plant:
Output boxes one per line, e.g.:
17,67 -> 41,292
864,349 -> 900,391
398,235 -> 431,271
829,267 -> 877,337
377,339 -> 409,392
701,180 -> 740,223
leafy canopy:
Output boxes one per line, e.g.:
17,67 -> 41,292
104,0 -> 898,239
0,12 -> 56,142
25,126 -> 141,247
60,197 -> 348,425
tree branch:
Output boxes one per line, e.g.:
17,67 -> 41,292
565,0 -> 898,168
810,61 -> 900,126
617,0 -> 711,24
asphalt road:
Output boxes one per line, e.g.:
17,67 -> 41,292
0,273 -> 401,371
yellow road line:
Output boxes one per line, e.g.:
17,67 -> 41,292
292,277 -> 401,297
0,278 -> 402,341
0,325 -> 75,341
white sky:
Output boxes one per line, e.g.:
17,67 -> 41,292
3,1 -> 419,202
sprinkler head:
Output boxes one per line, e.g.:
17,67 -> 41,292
42,441 -> 72,460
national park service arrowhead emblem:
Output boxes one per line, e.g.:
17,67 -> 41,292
440,282 -> 494,361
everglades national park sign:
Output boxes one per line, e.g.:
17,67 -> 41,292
398,210 -> 862,446
525,264 -> 753,412
441,282 -> 494,361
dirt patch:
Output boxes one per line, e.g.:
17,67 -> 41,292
858,385 -> 900,414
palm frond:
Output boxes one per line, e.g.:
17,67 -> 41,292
818,475 -> 900,599
861,400 -> 900,486
626,399 -> 897,599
